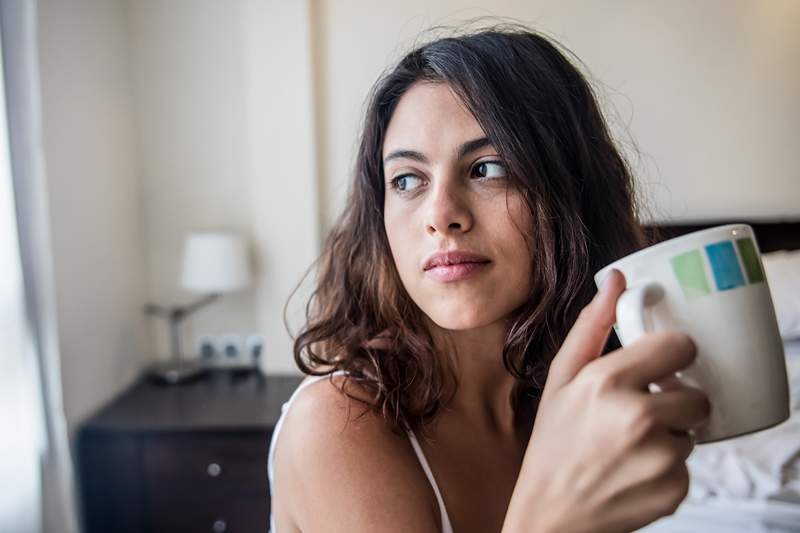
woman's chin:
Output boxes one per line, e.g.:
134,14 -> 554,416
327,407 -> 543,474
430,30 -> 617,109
425,306 -> 498,331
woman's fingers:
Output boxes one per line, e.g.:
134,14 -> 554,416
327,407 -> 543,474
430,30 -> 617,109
645,386 -> 712,433
545,269 -> 626,392
590,330 -> 697,392
613,427 -> 695,482
649,374 -> 685,393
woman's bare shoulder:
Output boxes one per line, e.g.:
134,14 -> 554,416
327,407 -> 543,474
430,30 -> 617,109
273,374 -> 441,532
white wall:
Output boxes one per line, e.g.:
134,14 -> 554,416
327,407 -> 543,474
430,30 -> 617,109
35,1 -> 800,385
241,0 -> 320,374
128,0 -> 318,374
315,0 -> 800,229
127,0 -> 259,362
36,0 -> 149,430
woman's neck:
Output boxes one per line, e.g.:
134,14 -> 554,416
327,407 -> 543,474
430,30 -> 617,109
430,320 -> 520,437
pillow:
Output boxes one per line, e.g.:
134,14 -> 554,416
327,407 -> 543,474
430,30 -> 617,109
762,249 -> 800,340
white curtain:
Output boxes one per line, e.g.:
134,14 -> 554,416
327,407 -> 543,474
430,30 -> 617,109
0,1 -> 79,532
0,37 -> 44,533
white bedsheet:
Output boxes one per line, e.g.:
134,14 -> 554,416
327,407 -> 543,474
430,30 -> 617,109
638,340 -> 800,532
641,499 -> 800,532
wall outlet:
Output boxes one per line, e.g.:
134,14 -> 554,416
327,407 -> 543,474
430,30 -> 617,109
197,335 -> 218,360
220,334 -> 245,365
193,333 -> 263,368
245,334 -> 264,365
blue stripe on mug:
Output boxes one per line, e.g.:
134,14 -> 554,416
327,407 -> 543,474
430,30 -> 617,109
705,241 -> 746,291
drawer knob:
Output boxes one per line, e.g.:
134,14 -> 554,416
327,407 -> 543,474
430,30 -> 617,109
207,463 -> 222,477
212,519 -> 227,532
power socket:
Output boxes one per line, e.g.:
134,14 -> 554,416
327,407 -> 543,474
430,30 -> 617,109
245,334 -> 264,367
194,333 -> 264,368
197,335 -> 218,361
220,334 -> 245,366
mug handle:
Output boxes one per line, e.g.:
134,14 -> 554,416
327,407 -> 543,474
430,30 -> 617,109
616,281 -> 703,426
615,281 -> 665,345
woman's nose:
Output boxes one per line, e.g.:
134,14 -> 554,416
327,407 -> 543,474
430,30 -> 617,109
424,179 -> 473,236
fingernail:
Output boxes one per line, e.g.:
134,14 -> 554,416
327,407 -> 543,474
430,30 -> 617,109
600,276 -> 610,293
599,269 -> 617,293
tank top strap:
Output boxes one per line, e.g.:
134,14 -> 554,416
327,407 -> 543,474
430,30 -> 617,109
268,370 -> 349,485
268,370 -> 351,533
406,427 -> 454,533
269,371 -> 453,533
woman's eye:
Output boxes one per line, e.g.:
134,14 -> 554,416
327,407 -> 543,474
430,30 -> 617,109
472,161 -> 507,179
391,175 -> 423,192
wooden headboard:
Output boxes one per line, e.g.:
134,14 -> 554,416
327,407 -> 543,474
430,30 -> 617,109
644,220 -> 800,253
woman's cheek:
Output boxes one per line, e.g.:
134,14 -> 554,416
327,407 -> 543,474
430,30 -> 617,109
384,223 -> 415,287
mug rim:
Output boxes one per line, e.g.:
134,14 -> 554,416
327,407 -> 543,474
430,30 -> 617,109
595,223 -> 753,282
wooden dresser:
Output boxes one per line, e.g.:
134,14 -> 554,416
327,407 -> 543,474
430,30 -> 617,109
78,370 -> 302,533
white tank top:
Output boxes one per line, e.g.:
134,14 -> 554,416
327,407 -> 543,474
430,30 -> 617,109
267,371 -> 454,533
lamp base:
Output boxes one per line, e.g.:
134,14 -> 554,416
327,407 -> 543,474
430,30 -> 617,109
147,360 -> 208,385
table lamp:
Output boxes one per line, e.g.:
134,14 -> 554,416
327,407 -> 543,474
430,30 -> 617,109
145,231 -> 252,384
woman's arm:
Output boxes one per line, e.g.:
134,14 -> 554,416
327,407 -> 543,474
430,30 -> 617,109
272,377 -> 442,533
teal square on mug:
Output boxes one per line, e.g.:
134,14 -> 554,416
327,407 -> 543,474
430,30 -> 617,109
705,241 -> 745,291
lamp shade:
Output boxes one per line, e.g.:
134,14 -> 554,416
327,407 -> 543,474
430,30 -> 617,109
180,232 -> 251,293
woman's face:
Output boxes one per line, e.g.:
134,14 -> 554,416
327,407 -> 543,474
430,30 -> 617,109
382,82 -> 533,331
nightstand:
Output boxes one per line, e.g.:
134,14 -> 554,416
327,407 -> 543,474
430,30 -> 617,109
78,370 -> 302,533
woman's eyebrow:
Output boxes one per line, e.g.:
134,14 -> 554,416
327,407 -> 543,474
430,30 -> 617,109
455,137 -> 491,160
383,149 -> 428,165
382,137 -> 491,165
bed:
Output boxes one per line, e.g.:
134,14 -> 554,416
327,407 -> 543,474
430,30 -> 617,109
636,220 -> 800,532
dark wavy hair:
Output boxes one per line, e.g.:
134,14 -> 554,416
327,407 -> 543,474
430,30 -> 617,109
292,24 -> 646,434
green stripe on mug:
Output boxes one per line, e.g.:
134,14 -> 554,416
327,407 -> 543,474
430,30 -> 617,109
735,237 -> 765,284
670,249 -> 711,300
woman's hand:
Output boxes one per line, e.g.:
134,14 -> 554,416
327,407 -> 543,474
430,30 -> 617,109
503,269 -> 712,533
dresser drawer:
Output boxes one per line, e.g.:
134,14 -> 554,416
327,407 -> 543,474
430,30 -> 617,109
143,433 -> 269,498
147,493 -> 267,533
78,373 -> 302,533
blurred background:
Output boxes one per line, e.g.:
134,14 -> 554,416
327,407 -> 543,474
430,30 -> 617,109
1,0 -> 799,532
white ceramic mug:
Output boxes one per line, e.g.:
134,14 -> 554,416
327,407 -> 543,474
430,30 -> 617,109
595,224 -> 790,443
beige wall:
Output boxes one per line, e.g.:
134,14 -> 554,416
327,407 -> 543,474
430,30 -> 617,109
37,0 -> 149,430
128,0 -> 260,363
315,0 -> 800,229
127,0 -> 319,375
35,0 -> 800,391
125,0 -> 320,377
241,0 -> 320,374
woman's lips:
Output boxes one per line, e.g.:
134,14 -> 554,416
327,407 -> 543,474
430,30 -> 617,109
422,250 -> 491,282
425,261 -> 490,282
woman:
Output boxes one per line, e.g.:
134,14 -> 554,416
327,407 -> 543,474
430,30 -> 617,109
268,25 -> 710,533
